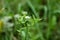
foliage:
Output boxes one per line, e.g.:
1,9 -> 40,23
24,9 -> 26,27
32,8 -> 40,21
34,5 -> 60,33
0,0 -> 60,40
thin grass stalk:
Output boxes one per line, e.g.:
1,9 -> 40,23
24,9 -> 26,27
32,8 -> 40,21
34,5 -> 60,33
47,0 -> 52,39
36,23 -> 45,40
25,23 -> 29,40
43,6 -> 47,20
26,0 -> 39,18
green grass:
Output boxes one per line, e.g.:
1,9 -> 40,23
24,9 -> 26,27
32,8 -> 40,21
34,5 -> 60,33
0,0 -> 60,40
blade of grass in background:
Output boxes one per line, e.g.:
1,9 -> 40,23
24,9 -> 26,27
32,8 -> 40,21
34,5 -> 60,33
26,0 -> 39,18
46,0 -> 52,39
46,0 -> 57,39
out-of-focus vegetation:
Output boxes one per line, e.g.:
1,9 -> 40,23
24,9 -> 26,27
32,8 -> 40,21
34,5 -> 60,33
0,0 -> 60,40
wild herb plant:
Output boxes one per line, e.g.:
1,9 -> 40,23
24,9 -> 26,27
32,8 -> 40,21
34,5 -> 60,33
0,0 -> 60,40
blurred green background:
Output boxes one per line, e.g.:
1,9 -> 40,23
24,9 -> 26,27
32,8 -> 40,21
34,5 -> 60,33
0,0 -> 60,40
